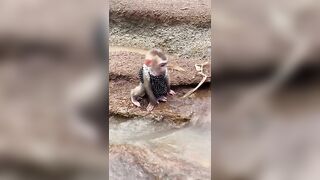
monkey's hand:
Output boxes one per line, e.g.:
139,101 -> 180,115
158,96 -> 167,102
169,90 -> 176,96
147,102 -> 159,112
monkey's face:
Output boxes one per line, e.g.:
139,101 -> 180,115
145,54 -> 168,75
159,59 -> 168,72
153,59 -> 167,75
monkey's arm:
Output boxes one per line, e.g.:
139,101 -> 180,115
165,70 -> 171,90
144,82 -> 158,105
143,71 -> 158,105
165,70 -> 176,96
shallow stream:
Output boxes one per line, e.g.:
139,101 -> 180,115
109,90 -> 211,179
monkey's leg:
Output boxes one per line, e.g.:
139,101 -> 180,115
130,84 -> 145,107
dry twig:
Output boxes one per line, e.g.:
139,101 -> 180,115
182,62 -> 208,98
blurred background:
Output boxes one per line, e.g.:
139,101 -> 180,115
213,0 -> 320,179
0,1 -> 107,180
2,0 -> 320,179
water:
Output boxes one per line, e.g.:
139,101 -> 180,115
109,97 -> 211,179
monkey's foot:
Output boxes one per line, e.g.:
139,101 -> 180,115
169,90 -> 176,95
131,97 -> 141,107
147,103 -> 155,112
158,96 -> 167,102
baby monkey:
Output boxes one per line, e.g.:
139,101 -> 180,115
131,48 -> 176,111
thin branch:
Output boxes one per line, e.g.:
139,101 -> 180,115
182,62 -> 209,98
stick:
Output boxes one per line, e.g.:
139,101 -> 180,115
182,62 -> 208,98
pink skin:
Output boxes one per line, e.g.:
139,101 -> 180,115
150,59 -> 167,75
169,90 -> 176,95
131,96 -> 141,107
157,90 -> 175,102
132,90 -> 175,111
147,101 -> 159,112
148,90 -> 175,111
158,96 -> 167,102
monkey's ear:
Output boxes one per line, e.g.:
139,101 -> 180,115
144,59 -> 152,66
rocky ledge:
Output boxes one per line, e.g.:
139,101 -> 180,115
109,51 -> 211,125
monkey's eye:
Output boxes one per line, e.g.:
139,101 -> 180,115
160,63 -> 167,67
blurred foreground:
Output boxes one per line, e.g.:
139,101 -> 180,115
0,1 -> 107,180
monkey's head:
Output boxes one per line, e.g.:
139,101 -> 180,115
145,49 -> 168,75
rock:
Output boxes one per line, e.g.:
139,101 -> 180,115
109,51 -> 211,86
109,144 -> 210,179
109,77 -> 211,125
108,50 -> 211,124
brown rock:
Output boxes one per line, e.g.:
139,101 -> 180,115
110,0 -> 210,27
109,80 -> 195,125
109,51 -> 211,86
